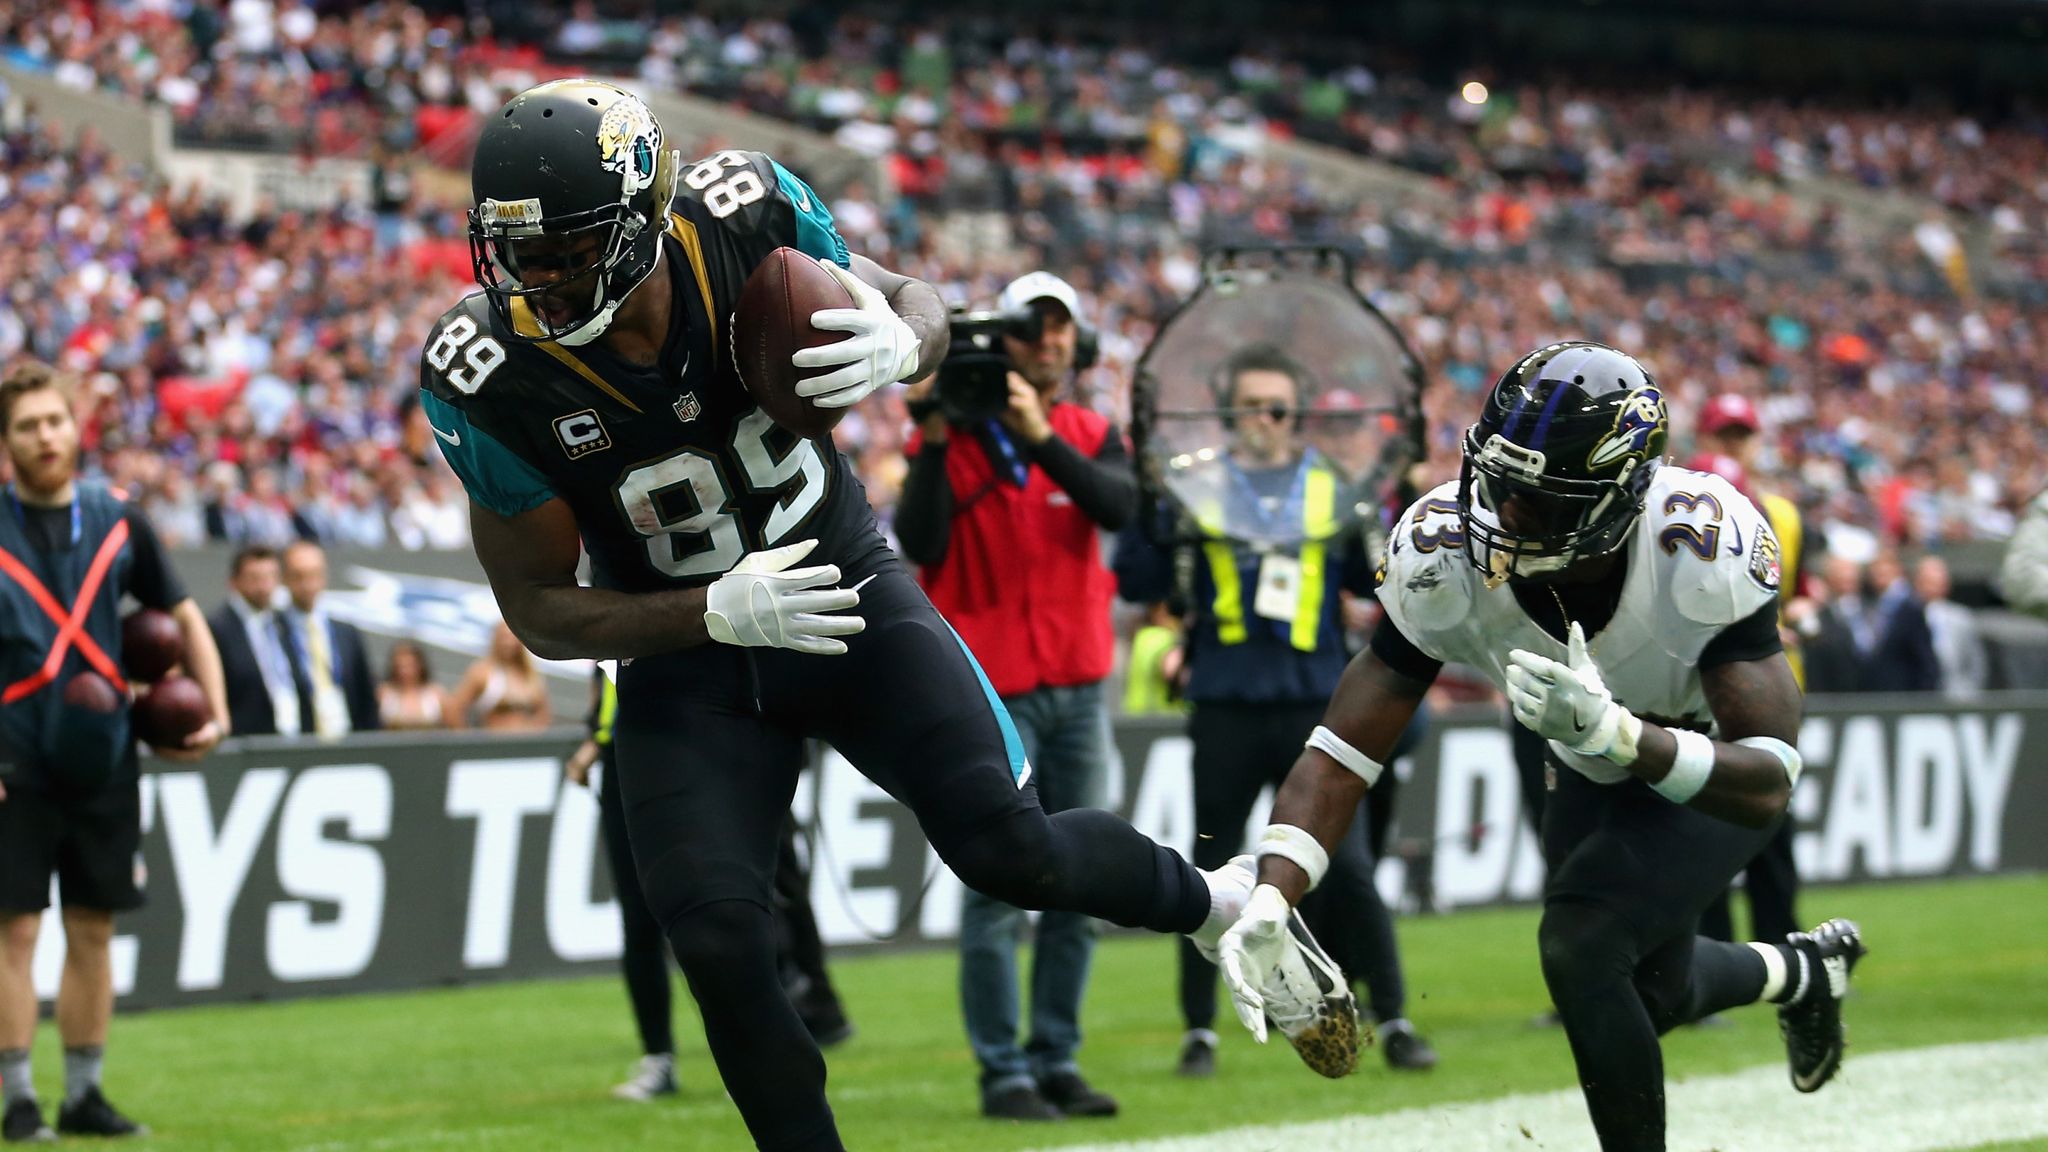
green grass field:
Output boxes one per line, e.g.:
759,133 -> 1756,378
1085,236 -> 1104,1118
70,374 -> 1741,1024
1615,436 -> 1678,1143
30,873 -> 2047,1150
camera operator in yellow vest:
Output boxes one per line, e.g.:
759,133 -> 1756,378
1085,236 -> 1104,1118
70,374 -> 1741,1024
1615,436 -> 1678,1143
1115,344 -> 1436,1075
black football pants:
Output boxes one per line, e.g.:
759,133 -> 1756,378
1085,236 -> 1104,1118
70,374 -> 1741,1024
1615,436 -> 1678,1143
611,558 -> 1211,1152
1538,759 -> 1779,1152
1179,700 -> 1411,1031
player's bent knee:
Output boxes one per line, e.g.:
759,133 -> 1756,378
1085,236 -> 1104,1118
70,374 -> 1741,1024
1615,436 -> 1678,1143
664,899 -> 778,984
937,809 -> 1058,911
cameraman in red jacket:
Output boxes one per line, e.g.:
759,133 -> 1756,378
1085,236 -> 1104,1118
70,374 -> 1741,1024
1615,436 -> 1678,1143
897,272 -> 1133,1123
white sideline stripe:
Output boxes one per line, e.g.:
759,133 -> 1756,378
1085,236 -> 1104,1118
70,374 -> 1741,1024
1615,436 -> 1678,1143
1033,1036 -> 2048,1152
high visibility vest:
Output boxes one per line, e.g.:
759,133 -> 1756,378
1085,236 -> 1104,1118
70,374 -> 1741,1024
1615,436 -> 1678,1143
594,674 -> 618,746
1196,463 -> 1340,653
1758,490 -> 1806,689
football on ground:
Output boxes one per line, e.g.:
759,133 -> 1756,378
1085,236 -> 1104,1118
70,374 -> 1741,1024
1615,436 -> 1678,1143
731,246 -> 855,440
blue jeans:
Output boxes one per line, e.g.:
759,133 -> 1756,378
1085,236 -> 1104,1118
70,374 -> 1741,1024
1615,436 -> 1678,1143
958,680 -> 1113,1091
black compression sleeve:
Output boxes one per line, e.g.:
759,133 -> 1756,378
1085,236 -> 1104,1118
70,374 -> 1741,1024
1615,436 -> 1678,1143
892,440 -> 954,566
1029,425 -> 1137,530
1698,599 -> 1785,669
1368,615 -> 1444,684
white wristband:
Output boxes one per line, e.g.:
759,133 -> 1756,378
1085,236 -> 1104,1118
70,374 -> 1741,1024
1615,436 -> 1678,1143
1735,735 -> 1802,787
1255,824 -> 1330,892
1305,725 -> 1384,786
1654,729 -> 1716,803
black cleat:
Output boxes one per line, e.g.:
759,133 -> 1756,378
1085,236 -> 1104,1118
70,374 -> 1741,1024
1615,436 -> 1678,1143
2,1099 -> 53,1143
1175,1031 -> 1217,1079
55,1087 -> 147,1137
1779,918 -> 1867,1093
1038,1071 -> 1117,1118
1379,1019 -> 1439,1071
981,1083 -> 1060,1122
798,997 -> 855,1049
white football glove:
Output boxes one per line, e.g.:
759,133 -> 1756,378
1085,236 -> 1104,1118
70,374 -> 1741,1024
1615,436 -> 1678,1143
1216,883 -> 1294,1044
704,539 -> 866,656
790,260 -> 922,409
1504,621 -> 1643,765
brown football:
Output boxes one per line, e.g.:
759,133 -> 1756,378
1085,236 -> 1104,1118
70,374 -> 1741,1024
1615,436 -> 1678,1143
133,674 -> 212,751
731,246 -> 856,439
122,607 -> 184,683
62,669 -> 123,714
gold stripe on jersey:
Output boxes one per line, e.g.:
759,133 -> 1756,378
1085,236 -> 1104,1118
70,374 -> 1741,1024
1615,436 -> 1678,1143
506,297 -> 644,414
665,213 -> 718,363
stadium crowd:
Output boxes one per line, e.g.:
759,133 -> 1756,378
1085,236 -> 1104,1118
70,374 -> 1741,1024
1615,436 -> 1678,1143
0,1 -> 2040,588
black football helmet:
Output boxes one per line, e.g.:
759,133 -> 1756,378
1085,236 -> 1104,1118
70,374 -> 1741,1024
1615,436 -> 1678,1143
468,79 -> 678,346
1459,341 -> 1667,584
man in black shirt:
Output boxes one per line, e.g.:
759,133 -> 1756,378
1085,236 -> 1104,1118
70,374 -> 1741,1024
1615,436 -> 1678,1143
0,361 -> 229,1142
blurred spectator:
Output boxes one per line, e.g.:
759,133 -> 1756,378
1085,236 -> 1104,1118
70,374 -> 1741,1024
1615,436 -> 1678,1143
206,544 -> 299,738
279,540 -> 382,736
2000,488 -> 2048,618
1855,552 -> 1942,693
1803,554 -> 1867,694
1121,602 -> 1185,717
450,621 -> 552,731
376,639 -> 451,730
1915,555 -> 1986,700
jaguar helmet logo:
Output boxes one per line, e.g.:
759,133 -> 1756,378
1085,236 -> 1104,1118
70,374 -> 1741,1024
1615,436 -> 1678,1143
596,96 -> 660,197
1585,386 -> 1666,472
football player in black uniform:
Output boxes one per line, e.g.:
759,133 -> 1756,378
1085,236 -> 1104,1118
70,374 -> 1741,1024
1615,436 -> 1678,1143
421,81 -> 1347,1152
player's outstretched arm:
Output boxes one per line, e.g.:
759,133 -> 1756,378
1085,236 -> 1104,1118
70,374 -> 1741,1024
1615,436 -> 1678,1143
1505,624 -> 1798,829
471,496 -> 713,661
1257,649 -> 1433,905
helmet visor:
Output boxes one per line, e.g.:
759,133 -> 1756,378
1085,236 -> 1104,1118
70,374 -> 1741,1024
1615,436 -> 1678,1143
1460,427 -> 1638,582
469,205 -> 636,342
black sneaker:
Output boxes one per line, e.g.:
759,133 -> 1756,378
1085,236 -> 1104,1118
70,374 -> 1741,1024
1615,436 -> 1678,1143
797,994 -> 855,1049
55,1087 -> 147,1137
980,1082 -> 1060,1122
2,1099 -> 53,1143
1779,918 -> 1867,1093
1379,1019 -> 1439,1071
1176,1030 -> 1217,1078
1038,1071 -> 1117,1118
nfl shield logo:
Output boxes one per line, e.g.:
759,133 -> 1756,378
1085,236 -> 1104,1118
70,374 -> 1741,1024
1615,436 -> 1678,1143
673,392 -> 702,423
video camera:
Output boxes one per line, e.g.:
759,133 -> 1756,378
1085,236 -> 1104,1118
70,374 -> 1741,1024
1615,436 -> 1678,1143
933,310 -> 1025,424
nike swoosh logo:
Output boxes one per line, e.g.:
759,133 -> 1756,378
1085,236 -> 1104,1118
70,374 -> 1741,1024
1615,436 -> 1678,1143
432,424 -> 461,447
1727,519 -> 1744,556
794,187 -> 812,213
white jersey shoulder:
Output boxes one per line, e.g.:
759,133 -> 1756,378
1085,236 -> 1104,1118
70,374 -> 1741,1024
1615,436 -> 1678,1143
1378,467 -> 1780,761
1647,466 -> 1781,628
1376,480 -> 1476,661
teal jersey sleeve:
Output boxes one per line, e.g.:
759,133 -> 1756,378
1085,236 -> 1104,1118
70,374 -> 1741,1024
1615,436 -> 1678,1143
770,159 -> 849,268
419,390 -> 557,518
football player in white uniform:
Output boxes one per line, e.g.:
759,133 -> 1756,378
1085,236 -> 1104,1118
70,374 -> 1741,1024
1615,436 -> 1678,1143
1216,343 -> 1867,1151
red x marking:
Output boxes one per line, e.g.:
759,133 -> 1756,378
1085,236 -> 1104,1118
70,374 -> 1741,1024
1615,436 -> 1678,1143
0,519 -> 132,704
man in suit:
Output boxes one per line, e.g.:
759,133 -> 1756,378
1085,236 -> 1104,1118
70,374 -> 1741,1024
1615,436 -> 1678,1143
206,546 -> 298,737
1857,552 -> 1941,694
1915,555 -> 1986,699
1800,554 -> 1869,695
277,540 -> 380,736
